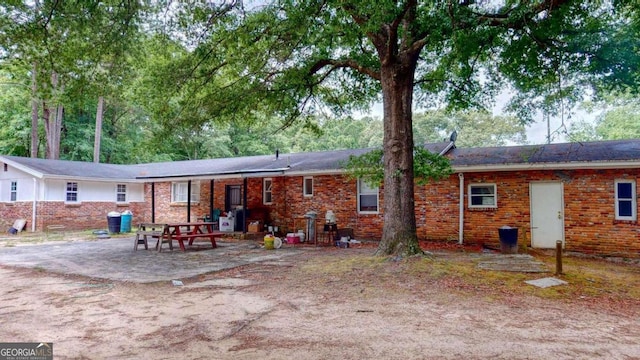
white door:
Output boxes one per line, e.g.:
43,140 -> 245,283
530,182 -> 565,248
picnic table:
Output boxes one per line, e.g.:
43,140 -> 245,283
158,222 -> 222,252
135,222 -> 224,252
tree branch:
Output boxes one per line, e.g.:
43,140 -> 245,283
309,59 -> 380,81
475,0 -> 572,28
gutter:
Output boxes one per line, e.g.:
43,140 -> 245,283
40,174 -> 147,183
135,167 -> 290,180
453,161 -> 640,173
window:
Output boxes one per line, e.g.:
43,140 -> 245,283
358,178 -> 379,213
226,185 -> 242,211
10,181 -> 17,202
303,177 -> 313,197
171,181 -> 200,203
469,183 -> 497,208
263,178 -> 273,204
66,182 -> 78,202
615,180 -> 636,220
116,184 -> 127,203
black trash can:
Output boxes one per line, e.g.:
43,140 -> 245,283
498,226 -> 518,254
107,212 -> 121,234
234,209 -> 248,231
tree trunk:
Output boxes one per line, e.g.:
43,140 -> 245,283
94,96 -> 104,163
376,60 -> 421,256
44,72 -> 64,160
30,63 -> 39,158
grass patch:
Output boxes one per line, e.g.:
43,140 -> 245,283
298,250 -> 639,311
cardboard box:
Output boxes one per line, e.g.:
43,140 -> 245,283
248,221 -> 262,233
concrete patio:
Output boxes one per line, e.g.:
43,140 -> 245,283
0,237 -> 309,283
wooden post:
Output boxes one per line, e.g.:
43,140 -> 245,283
555,240 -> 563,275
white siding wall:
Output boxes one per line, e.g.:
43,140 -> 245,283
0,166 -> 36,202
44,179 -> 144,202
0,162 -> 145,203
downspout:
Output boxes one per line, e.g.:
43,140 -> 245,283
458,172 -> 464,245
32,178 -> 37,232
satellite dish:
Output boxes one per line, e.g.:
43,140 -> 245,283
449,130 -> 458,143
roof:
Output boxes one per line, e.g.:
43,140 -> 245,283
450,139 -> 640,171
2,139 -> 640,181
129,147 -> 382,179
0,142 -> 449,181
0,156 -> 140,181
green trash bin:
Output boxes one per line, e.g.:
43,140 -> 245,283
120,210 -> 133,233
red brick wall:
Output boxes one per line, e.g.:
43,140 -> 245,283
208,175 -> 385,240
0,201 -> 147,231
0,202 -> 33,231
58,168 -> 640,258
456,169 -> 640,257
145,181 -> 214,224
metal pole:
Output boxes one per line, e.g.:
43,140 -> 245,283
151,182 -> 155,223
209,179 -> 214,219
187,180 -> 192,223
555,240 -> 563,275
242,178 -> 248,234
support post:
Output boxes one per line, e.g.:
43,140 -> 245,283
187,180 -> 192,223
151,182 -> 156,223
209,179 -> 214,218
242,178 -> 248,234
555,240 -> 563,275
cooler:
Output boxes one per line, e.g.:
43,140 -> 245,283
219,216 -> 235,232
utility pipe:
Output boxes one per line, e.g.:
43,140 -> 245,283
458,173 -> 464,245
31,178 -> 37,232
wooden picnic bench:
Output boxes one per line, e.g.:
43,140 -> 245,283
158,222 -> 222,252
134,223 -> 167,251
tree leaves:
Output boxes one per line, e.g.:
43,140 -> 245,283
344,146 -> 453,187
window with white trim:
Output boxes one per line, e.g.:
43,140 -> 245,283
66,182 -> 78,202
263,178 -> 273,204
303,176 -> 313,197
171,181 -> 200,203
615,179 -> 636,221
116,184 -> 127,203
468,183 -> 497,208
10,181 -> 17,202
358,178 -> 379,213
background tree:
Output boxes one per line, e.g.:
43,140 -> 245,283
413,110 -> 527,147
0,68 -> 34,156
0,0 -> 143,159
569,92 -> 640,141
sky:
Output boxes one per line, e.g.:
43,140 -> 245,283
360,100 -> 595,146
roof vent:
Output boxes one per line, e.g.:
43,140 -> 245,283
275,149 -> 279,160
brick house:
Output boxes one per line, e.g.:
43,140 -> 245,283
1,138 -> 639,257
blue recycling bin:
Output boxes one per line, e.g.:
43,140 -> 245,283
120,210 -> 133,233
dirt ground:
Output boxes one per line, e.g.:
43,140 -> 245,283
0,240 -> 639,359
